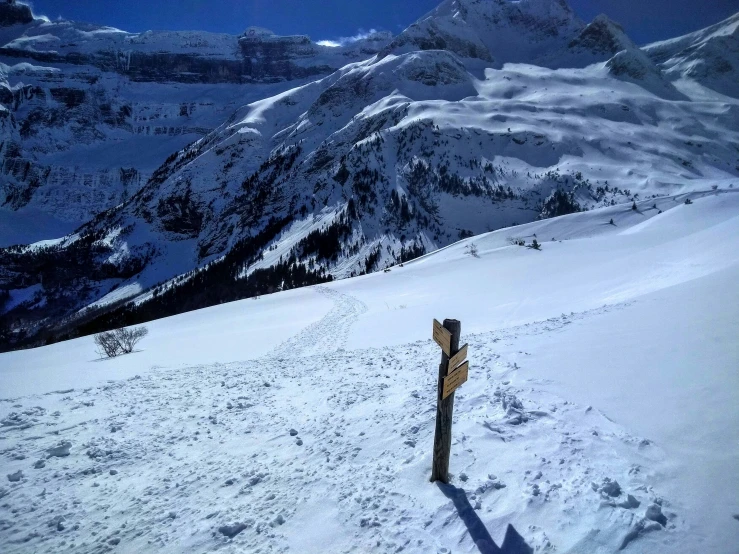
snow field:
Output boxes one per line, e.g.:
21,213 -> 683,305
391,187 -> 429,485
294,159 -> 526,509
0,291 -> 666,553
1,191 -> 738,552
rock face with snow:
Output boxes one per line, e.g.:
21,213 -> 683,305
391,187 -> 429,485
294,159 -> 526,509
381,0 -> 641,69
1,0 -> 738,350
643,12 -> 739,98
0,1 -> 32,27
0,16 -> 391,84
0,5 -> 392,232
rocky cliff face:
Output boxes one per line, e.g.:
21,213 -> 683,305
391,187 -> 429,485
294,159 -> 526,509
383,0 -> 585,67
0,0 -> 32,27
0,10 -> 391,241
643,12 -> 739,98
0,19 -> 392,84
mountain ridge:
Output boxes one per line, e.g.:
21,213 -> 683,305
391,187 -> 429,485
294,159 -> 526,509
643,11 -> 739,98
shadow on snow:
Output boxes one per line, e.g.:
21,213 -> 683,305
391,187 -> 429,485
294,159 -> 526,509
437,482 -> 533,554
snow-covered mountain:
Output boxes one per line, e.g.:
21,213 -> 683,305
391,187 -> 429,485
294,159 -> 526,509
643,11 -> 739,99
0,0 -> 392,242
1,0 -> 738,351
385,0 -> 600,68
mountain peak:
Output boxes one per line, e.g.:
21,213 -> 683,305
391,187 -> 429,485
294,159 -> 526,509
385,0 -> 585,67
567,13 -> 634,55
643,10 -> 739,98
431,0 -> 576,20
1,0 -> 737,353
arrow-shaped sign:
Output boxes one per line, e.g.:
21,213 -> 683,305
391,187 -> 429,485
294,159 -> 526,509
433,319 -> 452,356
448,343 -> 468,374
442,361 -> 469,400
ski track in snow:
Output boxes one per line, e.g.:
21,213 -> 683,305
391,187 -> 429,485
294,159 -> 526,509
0,291 -> 675,553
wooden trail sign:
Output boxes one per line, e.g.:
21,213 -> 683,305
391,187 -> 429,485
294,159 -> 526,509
448,344 -> 468,373
442,361 -> 469,400
431,318 -> 470,484
433,319 -> 452,356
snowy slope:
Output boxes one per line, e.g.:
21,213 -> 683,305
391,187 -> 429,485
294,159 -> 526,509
1,191 -> 737,553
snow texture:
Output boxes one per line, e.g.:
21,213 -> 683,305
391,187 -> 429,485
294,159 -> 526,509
1,191 -> 738,552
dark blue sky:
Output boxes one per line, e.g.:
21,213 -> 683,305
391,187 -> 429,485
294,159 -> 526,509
29,0 -> 738,46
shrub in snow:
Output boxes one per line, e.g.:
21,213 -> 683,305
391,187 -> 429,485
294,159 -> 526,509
94,331 -> 120,358
507,237 -> 526,247
529,239 -> 541,250
632,201 -> 637,211
685,198 -> 693,205
94,326 -> 148,358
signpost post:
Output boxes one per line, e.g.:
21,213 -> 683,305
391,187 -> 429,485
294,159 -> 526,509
431,318 -> 468,483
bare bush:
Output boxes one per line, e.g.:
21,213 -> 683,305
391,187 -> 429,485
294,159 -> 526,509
507,236 -> 526,247
118,326 -> 148,353
94,326 -> 148,358
94,331 -> 120,358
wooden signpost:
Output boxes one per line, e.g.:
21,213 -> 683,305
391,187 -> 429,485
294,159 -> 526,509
448,344 -> 468,373
431,318 -> 469,484
442,360 -> 469,400
432,319 -> 452,356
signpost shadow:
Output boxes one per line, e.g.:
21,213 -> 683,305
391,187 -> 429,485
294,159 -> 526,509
436,482 -> 533,554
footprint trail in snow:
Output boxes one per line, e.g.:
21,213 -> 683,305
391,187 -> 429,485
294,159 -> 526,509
270,286 -> 368,358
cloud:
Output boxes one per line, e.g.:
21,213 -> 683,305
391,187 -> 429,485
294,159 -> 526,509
317,40 -> 341,47
317,28 -> 380,48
